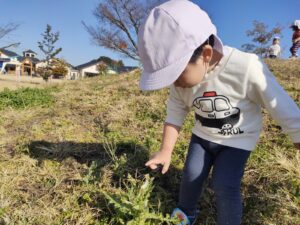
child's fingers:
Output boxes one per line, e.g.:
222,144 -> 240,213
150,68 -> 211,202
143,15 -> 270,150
145,159 -> 160,168
145,159 -> 155,167
149,164 -> 158,170
146,163 -> 158,170
162,162 -> 170,174
145,157 -> 161,166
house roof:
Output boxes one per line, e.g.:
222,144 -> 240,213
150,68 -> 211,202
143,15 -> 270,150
23,49 -> 37,54
17,56 -> 40,64
75,59 -> 104,70
0,49 -> 19,57
76,58 -> 137,73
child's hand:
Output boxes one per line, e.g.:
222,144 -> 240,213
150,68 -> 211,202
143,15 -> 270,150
293,37 -> 300,43
294,143 -> 300,149
145,150 -> 172,174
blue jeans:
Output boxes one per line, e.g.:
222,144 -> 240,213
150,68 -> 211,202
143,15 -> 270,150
178,134 -> 251,225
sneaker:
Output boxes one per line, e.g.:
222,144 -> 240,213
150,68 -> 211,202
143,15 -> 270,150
289,55 -> 298,59
171,208 -> 197,225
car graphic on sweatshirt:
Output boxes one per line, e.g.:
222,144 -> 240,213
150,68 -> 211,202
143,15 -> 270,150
193,91 -> 241,130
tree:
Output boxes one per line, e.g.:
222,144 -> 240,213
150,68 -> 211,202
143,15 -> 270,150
97,62 -> 108,76
98,56 -> 124,71
37,24 -> 62,81
98,56 -> 115,65
51,58 -> 68,78
36,66 -> 52,81
241,20 -> 283,57
83,0 -> 163,61
113,59 -> 124,71
0,23 -> 20,49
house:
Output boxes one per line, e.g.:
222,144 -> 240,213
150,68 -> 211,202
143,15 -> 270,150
0,49 -> 20,74
76,59 -> 103,77
36,59 -> 79,80
17,50 -> 40,76
66,64 -> 80,80
75,58 -> 138,78
23,49 -> 37,58
0,49 -> 40,76
1,49 -> 136,79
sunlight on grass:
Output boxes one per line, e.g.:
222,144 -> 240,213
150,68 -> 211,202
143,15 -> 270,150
0,60 -> 299,224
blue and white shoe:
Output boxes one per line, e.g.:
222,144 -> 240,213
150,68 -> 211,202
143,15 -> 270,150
171,208 -> 197,225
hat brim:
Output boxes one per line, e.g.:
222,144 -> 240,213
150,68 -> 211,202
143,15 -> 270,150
139,34 -> 223,91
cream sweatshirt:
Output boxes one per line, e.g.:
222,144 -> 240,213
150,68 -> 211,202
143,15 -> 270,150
165,47 -> 300,150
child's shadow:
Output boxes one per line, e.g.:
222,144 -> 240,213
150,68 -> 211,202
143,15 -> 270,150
28,140 -> 139,165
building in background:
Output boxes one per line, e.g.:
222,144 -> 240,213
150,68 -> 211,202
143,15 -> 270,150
75,58 -> 138,78
1,49 -> 137,80
0,49 -> 40,77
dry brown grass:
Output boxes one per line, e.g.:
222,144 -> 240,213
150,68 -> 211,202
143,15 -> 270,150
0,59 -> 299,224
0,80 -> 41,91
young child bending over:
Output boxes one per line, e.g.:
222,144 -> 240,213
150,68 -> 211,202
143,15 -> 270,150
137,1 -> 300,224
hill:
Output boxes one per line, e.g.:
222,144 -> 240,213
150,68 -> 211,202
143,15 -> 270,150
0,59 -> 299,224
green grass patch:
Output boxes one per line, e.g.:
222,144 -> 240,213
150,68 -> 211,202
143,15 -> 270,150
0,87 -> 58,110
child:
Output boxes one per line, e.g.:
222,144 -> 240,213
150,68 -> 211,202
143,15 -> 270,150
138,1 -> 300,224
268,37 -> 281,58
290,20 -> 300,58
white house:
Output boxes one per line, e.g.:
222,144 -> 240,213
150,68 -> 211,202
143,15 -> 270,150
0,49 -> 40,76
75,59 -> 102,77
23,49 -> 37,58
75,58 -> 119,78
67,67 -> 80,80
0,49 -> 20,74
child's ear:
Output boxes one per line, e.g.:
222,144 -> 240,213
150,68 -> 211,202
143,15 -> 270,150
199,45 -> 213,63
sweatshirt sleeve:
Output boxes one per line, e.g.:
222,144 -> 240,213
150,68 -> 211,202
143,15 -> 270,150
165,85 -> 190,127
247,56 -> 300,143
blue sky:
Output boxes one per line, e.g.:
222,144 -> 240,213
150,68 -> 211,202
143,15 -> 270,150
0,0 -> 299,67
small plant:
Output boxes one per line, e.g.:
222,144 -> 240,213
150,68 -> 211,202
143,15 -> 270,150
100,174 -> 176,225
83,160 -> 100,184
103,139 -> 128,177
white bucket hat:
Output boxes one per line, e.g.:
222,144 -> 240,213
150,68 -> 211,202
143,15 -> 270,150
138,0 -> 223,91
291,20 -> 300,29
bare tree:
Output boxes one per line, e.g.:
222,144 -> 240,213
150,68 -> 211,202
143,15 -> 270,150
38,24 -> 62,64
0,23 -> 20,49
83,0 -> 164,61
37,24 -> 62,81
242,20 -> 283,57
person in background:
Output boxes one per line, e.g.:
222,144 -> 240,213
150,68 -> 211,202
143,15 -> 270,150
290,20 -> 300,58
268,37 -> 281,58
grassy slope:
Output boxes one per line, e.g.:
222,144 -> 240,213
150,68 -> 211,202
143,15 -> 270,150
0,59 -> 299,225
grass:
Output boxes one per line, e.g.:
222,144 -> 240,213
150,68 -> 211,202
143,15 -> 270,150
0,87 -> 58,110
0,59 -> 299,224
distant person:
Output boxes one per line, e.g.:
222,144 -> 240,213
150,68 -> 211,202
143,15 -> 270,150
290,20 -> 300,58
268,37 -> 281,58
138,1 -> 300,225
